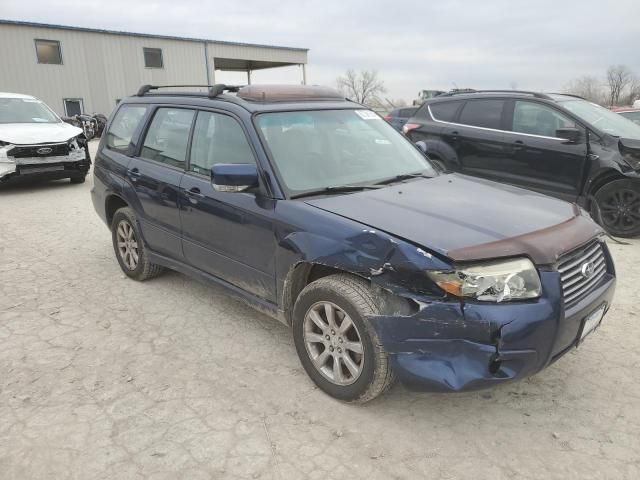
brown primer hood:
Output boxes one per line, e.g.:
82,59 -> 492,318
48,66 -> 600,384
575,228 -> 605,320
447,211 -> 603,265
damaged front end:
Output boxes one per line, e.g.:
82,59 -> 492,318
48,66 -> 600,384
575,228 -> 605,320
0,137 -> 89,182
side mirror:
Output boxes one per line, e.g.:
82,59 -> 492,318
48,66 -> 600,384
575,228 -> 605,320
211,163 -> 258,192
556,127 -> 582,143
415,140 -> 428,154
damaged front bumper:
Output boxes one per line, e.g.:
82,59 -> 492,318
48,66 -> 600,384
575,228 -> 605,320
0,141 -> 90,182
368,271 -> 616,392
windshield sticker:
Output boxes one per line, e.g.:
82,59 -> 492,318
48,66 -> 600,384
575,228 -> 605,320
355,110 -> 381,120
375,139 -> 391,145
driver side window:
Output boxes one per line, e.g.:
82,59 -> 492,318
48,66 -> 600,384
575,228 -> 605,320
512,101 -> 576,138
189,111 -> 255,176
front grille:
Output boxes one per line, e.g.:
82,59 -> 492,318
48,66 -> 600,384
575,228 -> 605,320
557,240 -> 607,306
7,142 -> 70,158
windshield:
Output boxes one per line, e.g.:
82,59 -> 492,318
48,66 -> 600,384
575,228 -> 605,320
0,98 -> 60,124
256,109 -> 437,196
560,99 -> 640,140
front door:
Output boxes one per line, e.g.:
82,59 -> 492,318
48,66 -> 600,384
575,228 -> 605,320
179,110 -> 276,301
500,100 -> 588,202
127,106 -> 195,258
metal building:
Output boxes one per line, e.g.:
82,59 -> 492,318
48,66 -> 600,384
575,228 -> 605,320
0,20 -> 308,116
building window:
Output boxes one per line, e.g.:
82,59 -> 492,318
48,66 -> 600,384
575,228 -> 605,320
63,99 -> 83,116
143,48 -> 163,68
35,39 -> 63,64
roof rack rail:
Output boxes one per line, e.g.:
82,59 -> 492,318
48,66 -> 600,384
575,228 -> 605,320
547,92 -> 585,100
135,84 -> 243,98
438,89 -> 553,100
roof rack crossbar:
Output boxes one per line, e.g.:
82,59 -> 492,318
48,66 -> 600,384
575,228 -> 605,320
438,89 -> 553,100
135,84 -> 243,97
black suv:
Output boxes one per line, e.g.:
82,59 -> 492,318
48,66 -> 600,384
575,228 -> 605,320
403,90 -> 640,237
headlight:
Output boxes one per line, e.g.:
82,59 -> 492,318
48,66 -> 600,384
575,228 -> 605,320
427,257 -> 542,302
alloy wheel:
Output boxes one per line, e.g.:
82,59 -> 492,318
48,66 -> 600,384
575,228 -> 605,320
116,220 -> 139,270
598,187 -> 640,234
303,301 -> 365,386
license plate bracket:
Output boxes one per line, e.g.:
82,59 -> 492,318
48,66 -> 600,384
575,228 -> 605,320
578,304 -> 606,345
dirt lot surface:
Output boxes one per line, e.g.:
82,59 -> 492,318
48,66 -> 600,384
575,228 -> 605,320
1,141 -> 639,479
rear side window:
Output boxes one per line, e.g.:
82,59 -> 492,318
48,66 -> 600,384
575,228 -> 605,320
458,100 -> 505,129
106,105 -> 148,153
428,101 -> 462,122
189,111 -> 255,176
140,108 -> 195,169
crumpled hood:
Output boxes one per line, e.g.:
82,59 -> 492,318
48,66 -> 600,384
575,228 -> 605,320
619,137 -> 640,168
0,122 -> 83,144
305,174 -> 601,263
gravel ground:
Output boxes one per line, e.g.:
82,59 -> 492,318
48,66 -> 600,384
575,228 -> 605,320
1,140 -> 639,480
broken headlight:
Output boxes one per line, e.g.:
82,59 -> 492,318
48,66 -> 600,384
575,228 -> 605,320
427,257 -> 542,302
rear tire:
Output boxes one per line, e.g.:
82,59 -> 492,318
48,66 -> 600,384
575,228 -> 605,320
593,179 -> 640,238
111,207 -> 164,280
292,274 -> 395,403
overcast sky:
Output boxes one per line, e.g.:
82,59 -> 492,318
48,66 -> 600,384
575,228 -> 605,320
2,0 -> 639,101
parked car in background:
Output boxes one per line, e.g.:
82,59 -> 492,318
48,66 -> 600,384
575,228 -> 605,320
0,92 -> 91,184
92,84 -> 615,403
611,107 -> 640,126
412,89 -> 446,106
404,90 -> 640,237
383,107 -> 418,131
633,99 -> 640,109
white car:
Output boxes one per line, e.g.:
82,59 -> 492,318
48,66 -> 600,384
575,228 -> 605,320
633,99 -> 640,109
0,92 -> 90,184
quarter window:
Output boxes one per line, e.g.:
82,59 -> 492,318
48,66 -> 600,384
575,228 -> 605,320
189,111 -> 255,175
512,101 -> 577,138
35,39 -> 62,64
141,108 -> 195,168
458,100 -> 505,129
428,101 -> 462,122
143,48 -> 163,68
106,105 -> 148,153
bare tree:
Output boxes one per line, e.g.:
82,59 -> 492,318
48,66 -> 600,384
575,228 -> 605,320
563,76 -> 606,105
622,74 -> 640,105
336,69 -> 387,106
606,65 -> 633,106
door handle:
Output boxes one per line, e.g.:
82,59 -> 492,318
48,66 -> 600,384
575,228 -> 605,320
185,187 -> 205,202
127,167 -> 141,182
512,140 -> 525,151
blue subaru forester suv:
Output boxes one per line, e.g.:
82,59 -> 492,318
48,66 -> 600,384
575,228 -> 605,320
91,84 -> 616,402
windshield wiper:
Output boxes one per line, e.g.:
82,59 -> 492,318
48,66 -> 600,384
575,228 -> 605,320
290,184 -> 382,199
373,172 -> 433,186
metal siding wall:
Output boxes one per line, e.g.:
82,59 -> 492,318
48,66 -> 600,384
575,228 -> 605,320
0,24 -> 209,116
0,24 -> 308,116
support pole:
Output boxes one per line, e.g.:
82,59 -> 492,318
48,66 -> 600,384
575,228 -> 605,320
301,64 -> 307,85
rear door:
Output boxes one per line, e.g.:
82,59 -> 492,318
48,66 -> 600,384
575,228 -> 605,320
126,106 -> 195,258
501,100 -> 588,201
451,99 -> 511,178
179,109 -> 277,301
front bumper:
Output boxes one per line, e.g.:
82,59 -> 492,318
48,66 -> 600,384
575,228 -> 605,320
369,270 -> 616,392
0,146 -> 90,183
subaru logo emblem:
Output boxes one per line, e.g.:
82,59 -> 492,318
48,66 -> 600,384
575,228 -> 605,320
581,261 -> 596,279
36,147 -> 53,155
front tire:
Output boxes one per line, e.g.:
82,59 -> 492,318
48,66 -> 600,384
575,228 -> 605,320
70,175 -> 86,184
111,207 -> 164,280
292,274 -> 395,403
593,179 -> 640,238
